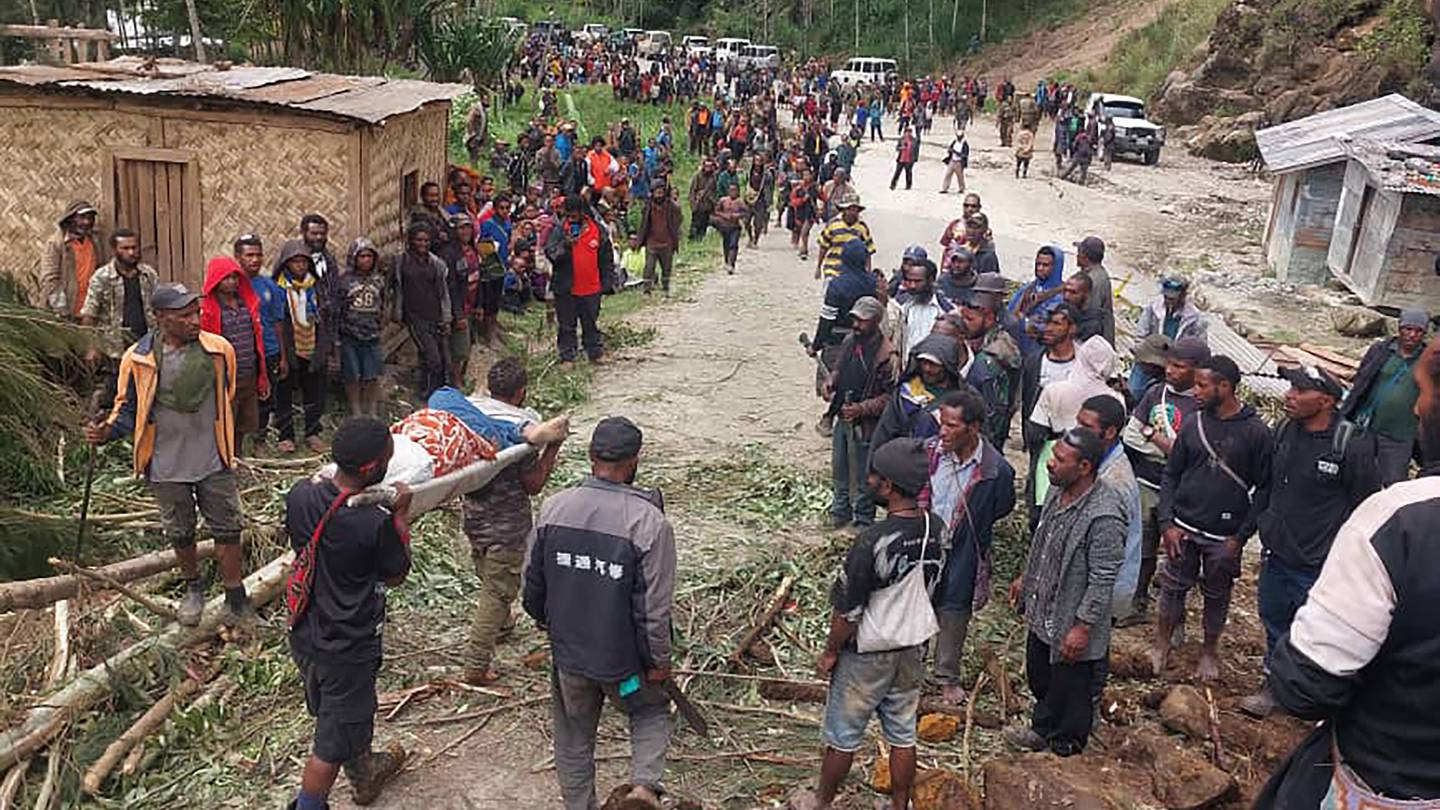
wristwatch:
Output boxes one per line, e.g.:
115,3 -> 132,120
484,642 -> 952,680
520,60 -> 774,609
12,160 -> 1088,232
1141,425 -> 1156,439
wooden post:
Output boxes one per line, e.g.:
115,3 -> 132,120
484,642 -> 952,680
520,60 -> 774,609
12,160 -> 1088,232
45,18 -> 64,63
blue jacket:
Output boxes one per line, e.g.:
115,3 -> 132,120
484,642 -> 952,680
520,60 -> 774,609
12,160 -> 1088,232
250,273 -> 285,358
1005,244 -> 1066,356
921,438 -> 1016,612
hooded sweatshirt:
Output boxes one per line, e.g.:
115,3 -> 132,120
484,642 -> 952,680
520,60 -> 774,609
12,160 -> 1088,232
339,238 -> 386,343
1006,245 -> 1065,356
200,256 -> 268,388
871,333 -> 962,451
1028,336 -> 1121,435
815,239 -> 878,349
273,240 -> 339,365
1158,402 -> 1273,540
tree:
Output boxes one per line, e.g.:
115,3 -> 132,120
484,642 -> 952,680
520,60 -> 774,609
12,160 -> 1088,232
182,0 -> 205,61
415,2 -> 518,92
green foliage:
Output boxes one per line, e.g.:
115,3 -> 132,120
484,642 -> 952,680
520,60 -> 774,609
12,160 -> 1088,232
264,0 -> 427,72
1361,0 -> 1434,76
415,2 -> 520,89
1100,0 -> 1229,101
1260,0 -> 1379,68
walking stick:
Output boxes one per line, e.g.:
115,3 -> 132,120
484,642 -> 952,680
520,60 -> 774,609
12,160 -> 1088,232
74,389 -> 106,566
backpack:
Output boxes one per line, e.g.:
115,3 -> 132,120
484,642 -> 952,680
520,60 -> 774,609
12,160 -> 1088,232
857,512 -> 940,653
1273,416 -> 1360,483
285,488 -> 352,628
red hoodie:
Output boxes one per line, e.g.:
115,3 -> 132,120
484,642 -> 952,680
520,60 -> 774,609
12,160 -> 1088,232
200,256 -> 270,398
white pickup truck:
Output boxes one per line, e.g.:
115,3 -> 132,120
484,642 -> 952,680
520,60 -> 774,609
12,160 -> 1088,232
829,56 -> 897,89
573,23 -> 609,44
682,35 -> 712,58
713,37 -> 750,65
738,44 -> 780,70
638,30 -> 672,56
1087,92 -> 1166,165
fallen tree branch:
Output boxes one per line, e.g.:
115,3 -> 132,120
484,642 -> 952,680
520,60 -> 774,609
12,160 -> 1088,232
0,762 -> 24,810
80,674 -> 207,794
47,558 -> 177,620
961,671 -> 990,785
728,573 -> 796,669
0,542 -> 216,613
1204,686 -> 1225,767
414,694 -> 548,727
0,552 -> 292,769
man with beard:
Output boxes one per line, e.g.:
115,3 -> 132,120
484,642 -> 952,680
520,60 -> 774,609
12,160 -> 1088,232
545,194 -> 615,365
822,297 -> 899,529
871,334 -> 964,450
392,222 -> 452,398
1072,236 -> 1114,346
80,229 -> 158,351
1006,427 -> 1126,757
1344,308 -> 1429,485
1256,336 -> 1440,809
938,248 -> 978,307
1152,355 -> 1272,682
1237,365 -> 1380,719
815,194 -> 875,282
959,277 -> 1022,449
633,183 -> 684,296
895,258 -> 953,365
924,389 -> 1016,706
1118,337 -> 1209,626
42,200 -> 107,318
1063,274 -> 1105,344
687,158 -> 719,241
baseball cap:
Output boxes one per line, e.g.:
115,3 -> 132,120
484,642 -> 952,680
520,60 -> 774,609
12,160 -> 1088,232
902,244 -> 929,262
1160,276 -> 1190,297
949,246 -> 975,263
869,437 -> 930,495
590,416 -> 643,461
972,272 -> 1007,295
1074,235 -> 1106,262
1280,365 -> 1345,399
850,296 -> 884,321
1133,334 -> 1173,366
150,283 -> 200,311
1400,308 -> 1430,330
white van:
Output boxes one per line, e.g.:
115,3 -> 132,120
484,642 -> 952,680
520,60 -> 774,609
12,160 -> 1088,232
739,44 -> 780,70
830,56 -> 898,89
638,30 -> 672,56
713,37 -> 751,64
681,35 -> 711,57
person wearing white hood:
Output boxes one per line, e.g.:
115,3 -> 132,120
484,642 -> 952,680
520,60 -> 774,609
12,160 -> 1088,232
1026,336 -> 1125,524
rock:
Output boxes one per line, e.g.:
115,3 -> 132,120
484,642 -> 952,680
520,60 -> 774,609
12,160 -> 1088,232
1181,112 -> 1263,163
982,755 -> 1121,810
918,713 -> 960,743
871,743 -> 891,793
1149,742 -> 1238,810
914,769 -> 980,810
1159,685 -> 1212,741
1332,306 -> 1389,337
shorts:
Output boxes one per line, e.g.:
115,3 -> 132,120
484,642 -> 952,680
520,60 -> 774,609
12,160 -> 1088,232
340,339 -> 383,383
449,318 -> 472,366
294,652 -> 379,764
149,468 -> 243,547
821,646 -> 923,752
232,374 -> 260,434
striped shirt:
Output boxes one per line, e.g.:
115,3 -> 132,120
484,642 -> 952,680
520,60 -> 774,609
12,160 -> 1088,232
817,218 -> 876,279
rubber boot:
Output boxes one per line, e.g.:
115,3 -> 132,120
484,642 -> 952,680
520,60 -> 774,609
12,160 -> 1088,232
345,745 -> 408,806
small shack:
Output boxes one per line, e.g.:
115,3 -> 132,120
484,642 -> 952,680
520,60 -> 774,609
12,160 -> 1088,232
1326,139 -> 1440,311
0,57 -> 470,291
1255,94 -> 1440,285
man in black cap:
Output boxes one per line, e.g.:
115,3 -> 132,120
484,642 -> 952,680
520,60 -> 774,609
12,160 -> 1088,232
523,416 -> 676,810
791,438 -> 946,810
1239,365 -> 1380,718
958,276 -> 1022,448
1006,427 -> 1126,756
1344,307 -> 1429,485
1072,236 -> 1114,346
1119,336 -> 1207,625
822,296 -> 899,529
1152,354 -> 1272,682
86,283 -> 250,627
284,417 -> 414,810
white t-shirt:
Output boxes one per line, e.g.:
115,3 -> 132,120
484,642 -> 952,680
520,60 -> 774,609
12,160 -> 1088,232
1039,353 -> 1075,389
902,299 -> 944,364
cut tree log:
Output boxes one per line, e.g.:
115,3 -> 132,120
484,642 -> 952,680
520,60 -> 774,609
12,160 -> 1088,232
0,552 -> 292,769
0,542 -> 217,613
728,573 -> 796,668
47,558 -> 177,620
80,674 -> 206,793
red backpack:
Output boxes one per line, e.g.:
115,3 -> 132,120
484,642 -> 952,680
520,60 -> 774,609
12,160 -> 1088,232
285,489 -> 352,628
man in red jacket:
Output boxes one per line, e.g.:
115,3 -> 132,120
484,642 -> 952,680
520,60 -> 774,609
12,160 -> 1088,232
201,256 -> 270,453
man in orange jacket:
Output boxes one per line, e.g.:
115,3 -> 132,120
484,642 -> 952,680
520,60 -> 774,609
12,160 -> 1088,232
85,283 -> 250,627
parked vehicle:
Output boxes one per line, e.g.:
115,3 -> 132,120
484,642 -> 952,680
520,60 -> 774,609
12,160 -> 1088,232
498,16 -> 526,36
738,44 -> 780,70
530,20 -> 566,41
682,35 -> 712,57
574,23 -> 609,43
713,37 -> 750,64
1086,92 -> 1166,165
829,56 -> 897,89
638,30 -> 672,56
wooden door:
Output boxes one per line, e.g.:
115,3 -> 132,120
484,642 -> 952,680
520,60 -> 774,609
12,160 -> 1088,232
104,148 -> 202,289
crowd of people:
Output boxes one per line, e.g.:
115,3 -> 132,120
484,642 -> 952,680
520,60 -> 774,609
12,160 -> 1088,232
33,32 -> 1440,810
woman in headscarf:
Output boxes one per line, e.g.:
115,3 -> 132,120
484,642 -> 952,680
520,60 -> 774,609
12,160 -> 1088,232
1006,245 -> 1066,357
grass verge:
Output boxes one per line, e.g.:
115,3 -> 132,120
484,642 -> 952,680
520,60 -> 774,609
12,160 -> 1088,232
1100,0 -> 1230,101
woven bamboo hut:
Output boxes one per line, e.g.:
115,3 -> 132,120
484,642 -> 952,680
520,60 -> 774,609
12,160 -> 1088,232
0,57 -> 470,291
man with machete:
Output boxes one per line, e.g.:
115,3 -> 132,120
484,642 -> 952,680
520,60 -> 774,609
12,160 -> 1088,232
523,416 -> 677,810
85,283 -> 251,628
821,296 -> 898,530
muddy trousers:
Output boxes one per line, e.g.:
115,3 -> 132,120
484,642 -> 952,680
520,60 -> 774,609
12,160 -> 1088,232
940,162 -> 965,192
1025,633 -> 1095,756
1158,534 -> 1241,639
550,667 -> 670,810
931,608 -> 972,687
468,546 -> 524,670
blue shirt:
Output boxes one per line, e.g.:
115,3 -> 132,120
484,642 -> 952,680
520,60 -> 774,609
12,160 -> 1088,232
556,132 -> 574,163
479,216 -> 513,264
250,274 -> 284,358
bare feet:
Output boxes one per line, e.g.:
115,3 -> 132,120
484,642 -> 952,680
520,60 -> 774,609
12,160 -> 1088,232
940,684 -> 968,706
627,785 -> 661,808
787,789 -> 829,810
1196,649 -> 1221,682
1149,641 -> 1170,677
276,438 -> 296,455
526,415 -> 570,446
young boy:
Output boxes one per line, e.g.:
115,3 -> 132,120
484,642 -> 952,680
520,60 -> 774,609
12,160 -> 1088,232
795,437 -> 948,810
200,255 -> 269,452
285,417 -> 413,809
338,238 -> 386,418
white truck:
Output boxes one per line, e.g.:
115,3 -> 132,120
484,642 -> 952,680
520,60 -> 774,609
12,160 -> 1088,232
713,37 -> 750,64
829,56 -> 898,89
681,35 -> 712,57
738,44 -> 780,70
638,30 -> 672,56
1087,92 -> 1166,165
573,23 -> 609,44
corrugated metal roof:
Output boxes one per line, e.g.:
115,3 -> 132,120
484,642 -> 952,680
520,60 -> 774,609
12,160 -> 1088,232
0,57 -> 470,124
1255,94 -> 1440,174
1344,138 -> 1440,196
